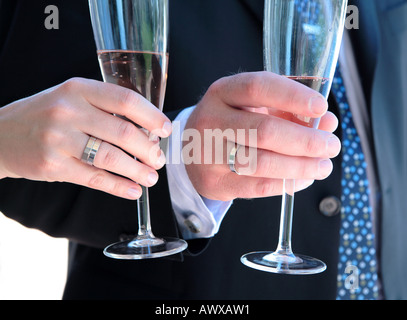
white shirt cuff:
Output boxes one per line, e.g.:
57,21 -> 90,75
165,106 -> 233,240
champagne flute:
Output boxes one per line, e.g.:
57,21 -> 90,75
241,0 -> 347,274
89,0 -> 188,259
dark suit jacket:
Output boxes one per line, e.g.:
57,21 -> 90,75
1,0 -> 396,300
366,0 -> 407,300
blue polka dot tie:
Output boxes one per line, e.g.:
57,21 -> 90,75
332,67 -> 379,300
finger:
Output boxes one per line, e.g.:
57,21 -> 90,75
75,107 -> 166,168
219,109 -> 341,159
234,146 -> 333,181
205,174 -> 314,201
62,78 -> 172,137
213,72 -> 328,118
318,111 -> 339,133
237,106 -> 338,131
92,141 -> 162,187
62,157 -> 143,200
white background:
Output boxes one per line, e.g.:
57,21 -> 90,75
0,212 -> 68,300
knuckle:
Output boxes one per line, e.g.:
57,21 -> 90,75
244,73 -> 265,101
46,100 -> 75,123
207,78 -> 223,97
119,89 -> 141,114
256,179 -> 278,198
117,120 -> 137,142
88,172 -> 106,189
109,181 -> 123,197
257,152 -> 277,178
38,128 -> 63,148
59,77 -> 85,94
100,147 -> 121,168
304,131 -> 319,155
256,117 -> 276,147
287,84 -> 302,111
188,104 -> 213,134
294,161 -> 308,180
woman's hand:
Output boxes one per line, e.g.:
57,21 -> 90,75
0,78 -> 172,200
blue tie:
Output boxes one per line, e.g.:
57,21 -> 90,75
331,67 -> 379,300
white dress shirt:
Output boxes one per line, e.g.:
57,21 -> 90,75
165,106 -> 233,240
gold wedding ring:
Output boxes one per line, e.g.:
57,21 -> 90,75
81,136 -> 102,166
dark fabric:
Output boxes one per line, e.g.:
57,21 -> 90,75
0,0 -> 343,299
370,0 -> 407,299
348,0 -> 379,109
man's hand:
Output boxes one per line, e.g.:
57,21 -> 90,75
184,72 -> 341,201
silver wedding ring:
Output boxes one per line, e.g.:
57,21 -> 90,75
81,136 -> 102,166
228,144 -> 242,175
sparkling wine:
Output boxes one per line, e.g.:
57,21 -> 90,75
283,76 -> 330,128
98,50 -> 169,112
287,76 -> 330,96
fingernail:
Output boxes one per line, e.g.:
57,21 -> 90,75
161,121 -> 172,137
148,172 -> 159,185
296,179 -> 315,190
327,135 -> 341,157
127,187 -> 142,199
318,159 -> 333,178
156,151 -> 166,168
309,96 -> 327,115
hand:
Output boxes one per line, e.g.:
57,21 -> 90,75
184,72 -> 341,201
0,78 -> 172,200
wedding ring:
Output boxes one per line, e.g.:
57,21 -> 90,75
228,144 -> 242,175
81,136 -> 102,166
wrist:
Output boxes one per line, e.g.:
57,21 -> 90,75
166,106 -> 233,239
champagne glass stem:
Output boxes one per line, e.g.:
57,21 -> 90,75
275,179 -> 295,257
137,186 -> 153,238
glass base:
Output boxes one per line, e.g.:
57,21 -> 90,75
103,236 -> 188,260
240,251 -> 326,275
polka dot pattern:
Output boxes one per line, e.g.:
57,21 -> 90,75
332,67 -> 379,300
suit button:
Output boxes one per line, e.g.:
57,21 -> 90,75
184,215 -> 202,233
319,196 -> 341,217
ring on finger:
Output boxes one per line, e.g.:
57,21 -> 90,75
228,144 -> 242,175
81,136 -> 103,166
